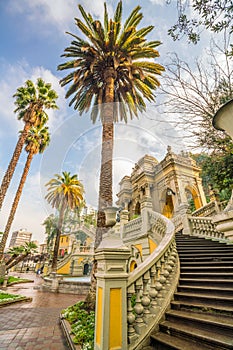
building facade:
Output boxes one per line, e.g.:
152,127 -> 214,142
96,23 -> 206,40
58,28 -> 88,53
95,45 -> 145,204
8,228 -> 32,248
116,146 -> 206,219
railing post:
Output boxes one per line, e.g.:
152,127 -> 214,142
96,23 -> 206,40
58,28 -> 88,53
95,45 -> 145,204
94,237 -> 131,350
177,203 -> 191,235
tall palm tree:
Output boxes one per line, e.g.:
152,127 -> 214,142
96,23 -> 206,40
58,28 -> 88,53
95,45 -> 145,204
0,125 -> 50,260
0,78 -> 58,212
57,1 -> 164,248
6,242 -> 38,271
45,172 -> 84,272
43,214 -> 59,255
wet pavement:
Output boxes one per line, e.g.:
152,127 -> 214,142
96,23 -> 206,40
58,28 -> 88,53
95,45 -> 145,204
0,273 -> 85,350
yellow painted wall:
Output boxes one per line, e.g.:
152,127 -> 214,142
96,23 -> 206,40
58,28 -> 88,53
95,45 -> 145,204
109,288 -> 122,349
149,238 -> 157,254
57,260 -> 71,274
134,244 -> 142,256
96,287 -> 103,346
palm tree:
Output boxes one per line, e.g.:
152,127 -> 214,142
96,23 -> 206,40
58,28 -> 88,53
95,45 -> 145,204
0,125 -> 50,260
5,246 -> 24,267
45,172 -> 84,272
0,78 -> 58,211
6,242 -> 38,271
57,1 -> 164,248
43,214 -> 59,255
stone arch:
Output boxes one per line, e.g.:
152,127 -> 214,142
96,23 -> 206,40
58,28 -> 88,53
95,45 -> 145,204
129,260 -> 137,272
135,201 -> 141,216
185,185 -> 202,210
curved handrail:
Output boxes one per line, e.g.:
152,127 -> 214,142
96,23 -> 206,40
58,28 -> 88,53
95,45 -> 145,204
127,210 -> 179,350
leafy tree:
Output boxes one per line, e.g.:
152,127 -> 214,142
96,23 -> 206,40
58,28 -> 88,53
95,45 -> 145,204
57,0 -> 164,248
5,242 -> 38,271
45,172 -> 84,272
192,150 -> 233,202
43,214 -> 59,255
0,79 -> 58,212
0,125 -> 50,260
168,0 -> 233,48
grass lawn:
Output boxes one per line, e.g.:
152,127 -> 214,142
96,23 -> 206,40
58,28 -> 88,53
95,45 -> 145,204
0,291 -> 30,305
0,275 -> 32,286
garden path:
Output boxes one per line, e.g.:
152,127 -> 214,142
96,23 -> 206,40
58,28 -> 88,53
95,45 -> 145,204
0,272 -> 85,350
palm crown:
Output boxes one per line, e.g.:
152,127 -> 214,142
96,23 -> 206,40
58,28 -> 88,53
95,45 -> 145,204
45,172 -> 84,211
13,78 -> 58,124
58,1 -> 164,122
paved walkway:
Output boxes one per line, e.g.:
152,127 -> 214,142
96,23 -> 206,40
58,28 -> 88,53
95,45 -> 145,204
0,273 -> 85,350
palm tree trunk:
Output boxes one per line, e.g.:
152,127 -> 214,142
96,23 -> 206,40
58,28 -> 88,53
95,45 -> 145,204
86,68 -> 115,311
51,202 -> 66,272
95,67 -> 115,249
0,151 -> 34,260
0,122 -> 31,212
6,253 -> 28,270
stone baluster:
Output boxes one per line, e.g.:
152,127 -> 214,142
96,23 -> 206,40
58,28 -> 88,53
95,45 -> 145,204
149,264 -> 158,311
141,271 -> 151,323
134,277 -> 145,334
155,260 -> 163,305
127,284 -> 137,344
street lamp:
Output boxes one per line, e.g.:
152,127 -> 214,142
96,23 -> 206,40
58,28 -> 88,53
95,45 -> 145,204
213,99 -> 233,138
213,99 -> 233,212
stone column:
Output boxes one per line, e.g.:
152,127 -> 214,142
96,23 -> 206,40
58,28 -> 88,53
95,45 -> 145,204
94,237 -> 131,350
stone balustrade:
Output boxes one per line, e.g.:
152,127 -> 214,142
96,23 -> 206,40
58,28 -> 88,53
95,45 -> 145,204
126,214 -> 179,350
189,216 -> 224,240
94,208 -> 179,350
191,201 -> 220,217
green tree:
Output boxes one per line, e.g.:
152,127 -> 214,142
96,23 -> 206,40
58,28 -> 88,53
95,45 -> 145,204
168,0 -> 233,48
43,214 -> 59,255
6,242 -> 38,271
0,125 -> 50,260
0,79 -> 58,212
45,172 -> 84,272
57,1 -> 164,248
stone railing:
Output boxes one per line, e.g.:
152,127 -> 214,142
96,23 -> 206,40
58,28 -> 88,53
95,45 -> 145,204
93,208 -> 179,350
191,201 -> 220,217
123,217 -> 143,239
171,214 -> 183,233
127,214 -> 179,350
188,216 -> 224,240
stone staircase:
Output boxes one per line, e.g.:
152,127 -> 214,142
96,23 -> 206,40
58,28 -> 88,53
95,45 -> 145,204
149,233 -> 233,349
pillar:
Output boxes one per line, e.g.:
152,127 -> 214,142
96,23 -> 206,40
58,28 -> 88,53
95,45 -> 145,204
95,246 -> 131,350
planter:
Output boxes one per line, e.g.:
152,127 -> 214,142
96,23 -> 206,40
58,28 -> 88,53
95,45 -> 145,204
103,206 -> 118,227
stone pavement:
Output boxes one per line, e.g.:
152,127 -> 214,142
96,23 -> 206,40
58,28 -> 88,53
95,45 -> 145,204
0,272 -> 85,350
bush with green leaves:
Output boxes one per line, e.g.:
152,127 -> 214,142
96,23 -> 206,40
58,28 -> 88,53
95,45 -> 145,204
62,301 -> 95,350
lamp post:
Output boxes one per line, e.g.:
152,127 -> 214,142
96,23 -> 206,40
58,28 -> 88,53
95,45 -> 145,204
212,99 -> 233,239
213,99 -> 233,138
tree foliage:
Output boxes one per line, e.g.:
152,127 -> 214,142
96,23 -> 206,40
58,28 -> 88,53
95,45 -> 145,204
168,0 -> 233,50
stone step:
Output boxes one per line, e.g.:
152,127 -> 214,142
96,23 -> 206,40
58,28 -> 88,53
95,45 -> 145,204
165,309 -> 233,336
179,278 -> 233,288
180,266 -> 233,273
178,252 -> 233,258
180,272 -> 233,279
180,260 -> 233,267
171,299 -> 233,317
150,332 -> 211,350
174,291 -> 233,307
178,284 -> 233,297
179,256 -> 233,262
158,319 -> 233,349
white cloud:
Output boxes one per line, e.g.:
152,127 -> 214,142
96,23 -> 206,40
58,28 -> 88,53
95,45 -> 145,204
6,0 -> 110,34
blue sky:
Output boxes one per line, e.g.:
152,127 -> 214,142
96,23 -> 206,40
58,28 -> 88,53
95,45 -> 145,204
0,0 -> 210,244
